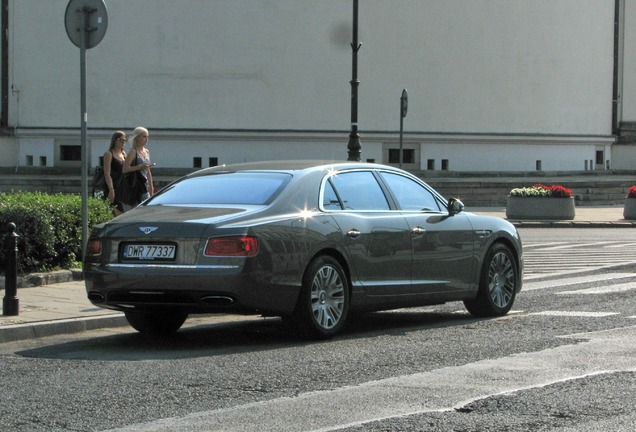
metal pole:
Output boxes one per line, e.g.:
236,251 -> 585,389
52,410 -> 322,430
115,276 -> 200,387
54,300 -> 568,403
3,223 -> 19,316
399,110 -> 404,169
399,89 -> 408,169
347,0 -> 362,161
80,7 -> 89,259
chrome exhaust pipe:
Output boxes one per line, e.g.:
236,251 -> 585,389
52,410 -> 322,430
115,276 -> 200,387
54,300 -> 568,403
200,295 -> 235,306
87,291 -> 105,303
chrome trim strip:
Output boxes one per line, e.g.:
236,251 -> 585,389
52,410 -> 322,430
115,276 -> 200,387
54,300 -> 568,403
129,291 -> 164,295
412,280 -> 449,285
350,280 -> 411,288
106,264 -> 240,270
351,280 -> 448,288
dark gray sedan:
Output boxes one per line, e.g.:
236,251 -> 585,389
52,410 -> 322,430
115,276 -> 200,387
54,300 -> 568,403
84,161 -> 523,339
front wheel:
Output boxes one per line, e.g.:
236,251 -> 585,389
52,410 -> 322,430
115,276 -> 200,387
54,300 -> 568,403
464,243 -> 519,317
124,311 -> 188,336
292,256 -> 350,339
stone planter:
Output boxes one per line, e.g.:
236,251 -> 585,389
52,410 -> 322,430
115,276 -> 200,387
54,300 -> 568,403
624,197 -> 636,220
505,196 -> 575,220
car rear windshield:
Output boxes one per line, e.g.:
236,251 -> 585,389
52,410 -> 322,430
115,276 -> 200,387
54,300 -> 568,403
148,172 -> 292,205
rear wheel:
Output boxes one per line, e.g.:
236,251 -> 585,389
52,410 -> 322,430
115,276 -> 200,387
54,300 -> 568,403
464,243 -> 518,317
292,255 -> 350,339
124,311 -> 188,335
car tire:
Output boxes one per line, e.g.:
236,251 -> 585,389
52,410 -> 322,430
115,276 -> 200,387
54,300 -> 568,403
464,243 -> 518,317
124,311 -> 188,335
292,255 -> 350,339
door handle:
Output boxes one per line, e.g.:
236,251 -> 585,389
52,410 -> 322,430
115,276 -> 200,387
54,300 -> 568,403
475,229 -> 492,238
412,226 -> 426,235
347,229 -> 361,238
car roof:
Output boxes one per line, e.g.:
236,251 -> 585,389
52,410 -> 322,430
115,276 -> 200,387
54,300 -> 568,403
191,160 -> 400,175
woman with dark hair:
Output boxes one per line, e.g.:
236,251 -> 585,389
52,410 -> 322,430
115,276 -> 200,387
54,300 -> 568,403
103,131 -> 127,216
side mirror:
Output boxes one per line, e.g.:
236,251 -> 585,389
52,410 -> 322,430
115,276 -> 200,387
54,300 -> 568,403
448,198 -> 464,215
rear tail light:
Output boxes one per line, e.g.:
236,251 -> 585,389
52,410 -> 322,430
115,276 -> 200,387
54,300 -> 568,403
204,236 -> 258,257
86,238 -> 102,256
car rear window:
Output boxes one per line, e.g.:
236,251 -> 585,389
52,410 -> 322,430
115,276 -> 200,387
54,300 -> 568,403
148,172 -> 292,205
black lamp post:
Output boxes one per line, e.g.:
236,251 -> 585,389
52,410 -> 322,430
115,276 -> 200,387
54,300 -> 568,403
347,0 -> 362,161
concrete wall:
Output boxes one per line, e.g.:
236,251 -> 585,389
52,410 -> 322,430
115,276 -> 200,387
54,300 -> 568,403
417,141 -> 607,172
610,143 -> 636,170
621,0 -> 636,123
0,136 -> 17,167
8,0 -> 614,133
360,0 -> 614,135
0,0 -> 619,169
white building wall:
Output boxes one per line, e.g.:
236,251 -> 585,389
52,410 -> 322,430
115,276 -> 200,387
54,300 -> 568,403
17,138 -> 54,167
121,132 -> 385,169
361,0 -> 614,135
611,144 -> 636,170
0,0 -> 619,170
417,141 -> 603,172
621,0 -> 636,122
8,0 -> 354,130
0,136 -> 18,168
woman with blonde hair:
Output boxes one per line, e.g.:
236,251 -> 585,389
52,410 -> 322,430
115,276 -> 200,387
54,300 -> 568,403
103,131 -> 127,216
123,126 -> 154,207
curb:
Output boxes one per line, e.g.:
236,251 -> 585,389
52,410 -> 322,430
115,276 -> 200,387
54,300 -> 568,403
510,220 -> 636,228
0,314 -> 128,343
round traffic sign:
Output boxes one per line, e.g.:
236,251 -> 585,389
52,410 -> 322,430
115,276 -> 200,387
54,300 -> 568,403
65,0 -> 108,49
401,88 -> 408,118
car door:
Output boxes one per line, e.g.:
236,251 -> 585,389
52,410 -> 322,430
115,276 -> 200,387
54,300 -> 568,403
325,170 -> 413,296
378,171 -> 475,294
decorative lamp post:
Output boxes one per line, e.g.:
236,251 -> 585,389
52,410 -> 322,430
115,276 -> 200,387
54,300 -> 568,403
399,89 -> 408,168
347,0 -> 362,161
3,223 -> 19,316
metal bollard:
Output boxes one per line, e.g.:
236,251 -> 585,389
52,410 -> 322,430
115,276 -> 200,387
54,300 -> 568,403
3,222 -> 19,316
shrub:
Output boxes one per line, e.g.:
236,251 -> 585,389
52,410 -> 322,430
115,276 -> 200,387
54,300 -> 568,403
0,192 -> 113,275
509,183 -> 573,198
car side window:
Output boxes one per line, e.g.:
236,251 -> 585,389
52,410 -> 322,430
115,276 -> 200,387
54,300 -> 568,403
330,171 -> 390,210
380,172 -> 442,211
323,180 -> 343,210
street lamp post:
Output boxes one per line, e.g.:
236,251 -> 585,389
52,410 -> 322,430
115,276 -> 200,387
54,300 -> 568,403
347,0 -> 362,161
399,89 -> 408,168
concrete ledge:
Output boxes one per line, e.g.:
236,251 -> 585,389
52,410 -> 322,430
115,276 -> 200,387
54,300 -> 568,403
511,220 -> 636,228
0,314 -> 127,343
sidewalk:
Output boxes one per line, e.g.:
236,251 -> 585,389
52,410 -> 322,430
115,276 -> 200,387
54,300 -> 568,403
0,281 -> 127,343
1,205 -> 634,343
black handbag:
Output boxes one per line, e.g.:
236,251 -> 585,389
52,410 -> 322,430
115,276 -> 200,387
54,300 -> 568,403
91,166 -> 105,198
122,151 -> 148,205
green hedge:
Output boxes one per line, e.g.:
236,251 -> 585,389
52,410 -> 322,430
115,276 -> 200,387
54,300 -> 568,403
0,192 -> 113,275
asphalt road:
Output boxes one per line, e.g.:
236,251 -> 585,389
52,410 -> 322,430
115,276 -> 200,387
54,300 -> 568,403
1,228 -> 636,431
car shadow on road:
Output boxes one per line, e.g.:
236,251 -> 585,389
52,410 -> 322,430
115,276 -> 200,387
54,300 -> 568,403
15,307 -> 484,362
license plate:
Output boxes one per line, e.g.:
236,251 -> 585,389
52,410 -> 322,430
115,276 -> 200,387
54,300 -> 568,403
122,244 -> 176,261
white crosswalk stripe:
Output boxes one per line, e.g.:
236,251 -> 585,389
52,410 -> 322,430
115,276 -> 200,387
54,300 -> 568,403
558,282 -> 636,295
523,241 -> 636,277
523,273 -> 634,290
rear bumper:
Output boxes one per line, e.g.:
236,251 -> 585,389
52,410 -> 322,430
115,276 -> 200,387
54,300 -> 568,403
84,263 -> 301,316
